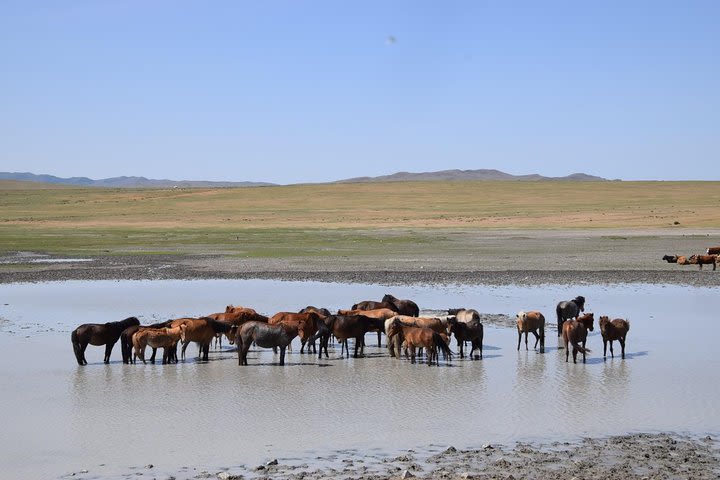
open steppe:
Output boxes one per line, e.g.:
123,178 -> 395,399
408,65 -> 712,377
1,180 -> 719,285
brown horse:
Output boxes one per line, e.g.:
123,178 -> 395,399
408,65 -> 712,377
337,308 -> 396,347
208,310 -> 269,348
170,317 -> 234,361
312,314 -> 385,359
516,310 -> 545,353
386,315 -> 448,359
71,317 -> 140,365
562,313 -> 594,364
382,294 -> 420,317
599,316 -> 630,359
351,300 -> 397,312
268,312 -> 323,354
236,321 -> 299,366
225,305 -> 258,315
387,319 -> 452,366
299,306 -> 331,318
132,325 -> 186,364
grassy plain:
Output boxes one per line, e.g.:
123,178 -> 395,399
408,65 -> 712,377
0,180 -> 718,257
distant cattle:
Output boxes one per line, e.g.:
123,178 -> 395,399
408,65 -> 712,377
662,255 -> 678,263
707,247 -> 720,255
676,255 -> 689,265
688,254 -> 718,271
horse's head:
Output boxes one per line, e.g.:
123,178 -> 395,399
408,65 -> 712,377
579,312 -> 594,331
574,296 -> 586,312
382,294 -> 396,304
516,311 -> 527,321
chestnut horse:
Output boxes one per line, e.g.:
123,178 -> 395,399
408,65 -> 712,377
236,321 -> 299,366
562,313 -> 594,364
170,317 -> 234,361
71,317 -> 140,365
268,312 -> 323,354
387,319 -> 452,366
599,316 -> 630,359
382,294 -> 420,317
555,296 -> 586,338
132,325 -> 186,364
120,320 -> 174,364
516,310 -> 545,353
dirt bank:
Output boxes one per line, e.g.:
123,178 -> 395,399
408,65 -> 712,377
61,433 -> 718,480
1,252 -> 718,286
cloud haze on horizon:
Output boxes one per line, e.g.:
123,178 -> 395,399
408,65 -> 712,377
1,1 -> 718,183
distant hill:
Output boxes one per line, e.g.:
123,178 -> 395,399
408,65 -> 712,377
0,169 -> 610,188
336,169 -> 609,183
0,172 -> 275,188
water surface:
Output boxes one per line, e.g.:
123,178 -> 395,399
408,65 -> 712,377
0,280 -> 716,479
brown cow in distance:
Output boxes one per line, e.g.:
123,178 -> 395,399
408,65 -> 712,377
707,247 -> 720,255
676,255 -> 689,265
688,254 -> 718,270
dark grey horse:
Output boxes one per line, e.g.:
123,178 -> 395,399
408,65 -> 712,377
555,296 -> 586,337
236,321 -> 299,366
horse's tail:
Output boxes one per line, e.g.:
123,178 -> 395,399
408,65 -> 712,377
433,332 -> 453,359
570,339 -> 590,354
625,320 -> 630,332
236,331 -> 245,365
71,329 -> 83,365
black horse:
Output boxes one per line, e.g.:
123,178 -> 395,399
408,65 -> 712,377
555,296 -> 585,337
382,294 -> 419,317
71,317 -> 140,365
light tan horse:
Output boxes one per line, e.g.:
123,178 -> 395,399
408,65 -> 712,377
515,310 -> 545,353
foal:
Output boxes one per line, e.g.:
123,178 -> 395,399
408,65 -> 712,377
599,316 -> 630,359
515,310 -> 545,353
562,313 -> 594,364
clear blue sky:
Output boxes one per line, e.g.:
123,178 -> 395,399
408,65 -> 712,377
1,1 -> 718,183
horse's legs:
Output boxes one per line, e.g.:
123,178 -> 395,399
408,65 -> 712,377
279,346 -> 286,366
410,345 -> 416,364
103,342 -> 114,364
609,340 -> 614,359
603,339 -> 607,359
620,337 -> 625,359
377,330 -> 381,348
77,340 -> 89,365
532,331 -> 540,349
517,330 -> 522,351
565,342 -> 570,363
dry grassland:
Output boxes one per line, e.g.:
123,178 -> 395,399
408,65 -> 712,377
0,180 -> 718,256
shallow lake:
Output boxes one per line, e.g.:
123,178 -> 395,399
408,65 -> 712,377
0,280 -> 717,479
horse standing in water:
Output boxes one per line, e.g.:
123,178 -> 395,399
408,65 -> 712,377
599,316 -> 630,359
515,310 -> 545,353
236,321 -> 299,366
555,296 -> 586,338
71,317 -> 140,365
562,313 -> 594,364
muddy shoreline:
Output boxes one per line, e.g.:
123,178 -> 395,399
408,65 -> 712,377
2,252 -> 719,286
62,433 -> 718,480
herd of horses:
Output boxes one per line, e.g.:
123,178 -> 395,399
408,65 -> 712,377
662,245 -> 720,270
71,293 -> 630,367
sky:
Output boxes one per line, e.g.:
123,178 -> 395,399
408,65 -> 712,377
1,1 -> 719,184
